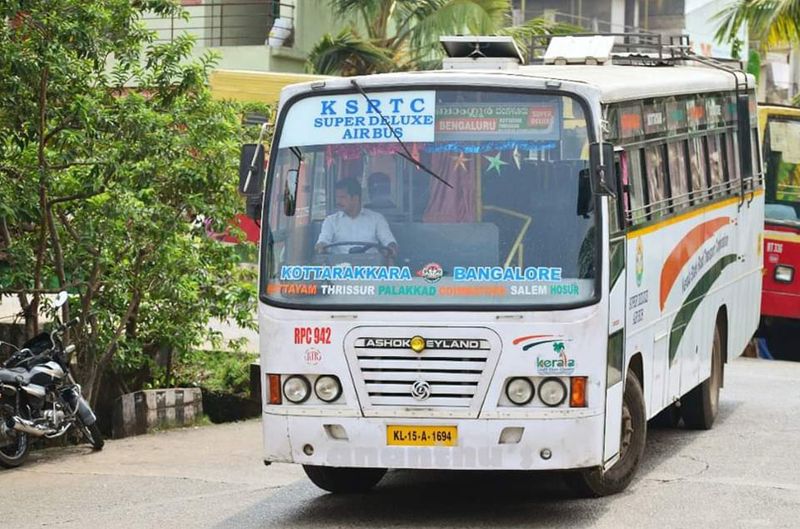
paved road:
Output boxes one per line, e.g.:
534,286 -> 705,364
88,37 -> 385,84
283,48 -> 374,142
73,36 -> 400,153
2,357 -> 799,529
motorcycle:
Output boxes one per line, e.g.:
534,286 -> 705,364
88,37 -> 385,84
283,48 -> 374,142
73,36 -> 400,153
0,292 -> 104,468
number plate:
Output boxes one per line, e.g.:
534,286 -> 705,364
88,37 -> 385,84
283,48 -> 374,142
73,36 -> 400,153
386,425 -> 457,446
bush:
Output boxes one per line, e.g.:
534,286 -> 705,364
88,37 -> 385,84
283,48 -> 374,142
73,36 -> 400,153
172,348 -> 255,395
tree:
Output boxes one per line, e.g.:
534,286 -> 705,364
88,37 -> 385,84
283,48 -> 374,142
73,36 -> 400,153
0,0 -> 257,406
307,0 -> 576,76
715,0 -> 800,48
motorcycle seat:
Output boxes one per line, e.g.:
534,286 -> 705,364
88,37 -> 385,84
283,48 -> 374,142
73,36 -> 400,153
0,367 -> 30,384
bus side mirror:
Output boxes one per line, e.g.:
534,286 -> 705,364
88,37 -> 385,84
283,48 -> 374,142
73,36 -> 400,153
239,144 -> 265,196
589,142 -> 617,197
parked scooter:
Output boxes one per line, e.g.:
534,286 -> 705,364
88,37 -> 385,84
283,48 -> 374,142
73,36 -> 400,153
0,292 -> 103,468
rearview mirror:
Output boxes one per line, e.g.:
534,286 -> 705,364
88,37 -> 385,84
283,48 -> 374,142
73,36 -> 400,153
54,291 -> 68,309
589,142 -> 616,197
239,144 -> 265,196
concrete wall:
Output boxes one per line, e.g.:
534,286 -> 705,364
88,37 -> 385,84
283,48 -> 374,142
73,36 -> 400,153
141,0 -> 348,74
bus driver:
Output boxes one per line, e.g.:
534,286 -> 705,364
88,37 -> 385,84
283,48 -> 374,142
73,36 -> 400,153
315,177 -> 398,257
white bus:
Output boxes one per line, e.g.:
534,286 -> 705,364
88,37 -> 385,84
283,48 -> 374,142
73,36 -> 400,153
242,35 -> 764,496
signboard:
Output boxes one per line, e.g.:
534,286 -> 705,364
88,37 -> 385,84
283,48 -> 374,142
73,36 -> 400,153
643,102 -> 666,135
666,100 -> 687,132
278,91 -> 436,148
618,104 -> 643,139
435,101 -> 561,141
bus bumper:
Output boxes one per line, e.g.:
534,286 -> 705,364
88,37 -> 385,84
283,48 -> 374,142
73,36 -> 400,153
262,412 -> 605,471
761,290 -> 800,320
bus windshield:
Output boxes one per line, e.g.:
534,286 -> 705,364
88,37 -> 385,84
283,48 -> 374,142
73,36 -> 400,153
765,117 -> 800,224
261,88 -> 597,308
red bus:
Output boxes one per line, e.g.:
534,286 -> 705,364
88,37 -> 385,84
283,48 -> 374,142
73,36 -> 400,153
759,105 -> 800,321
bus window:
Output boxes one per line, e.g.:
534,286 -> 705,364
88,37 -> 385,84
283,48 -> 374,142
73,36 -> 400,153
627,148 -> 648,224
310,152 -> 329,221
644,144 -> 669,218
726,132 -> 741,192
719,132 -> 734,195
668,141 -> 690,208
263,89 -> 597,308
688,136 -> 708,204
765,118 -> 800,221
706,134 -> 725,197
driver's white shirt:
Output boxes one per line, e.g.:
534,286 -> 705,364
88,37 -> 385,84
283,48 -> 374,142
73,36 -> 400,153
316,208 -> 396,254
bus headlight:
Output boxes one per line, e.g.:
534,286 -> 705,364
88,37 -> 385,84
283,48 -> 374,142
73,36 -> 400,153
314,375 -> 342,402
538,377 -> 567,407
505,377 -> 535,405
775,265 -> 794,283
283,376 -> 311,404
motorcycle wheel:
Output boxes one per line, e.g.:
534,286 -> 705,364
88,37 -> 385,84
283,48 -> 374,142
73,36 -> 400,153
0,431 -> 30,468
78,420 -> 104,450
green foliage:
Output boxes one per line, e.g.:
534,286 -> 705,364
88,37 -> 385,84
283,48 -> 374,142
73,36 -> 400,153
714,0 -> 800,47
172,348 -> 254,394
748,48 -> 762,81
0,0 -> 262,404
306,0 -> 575,75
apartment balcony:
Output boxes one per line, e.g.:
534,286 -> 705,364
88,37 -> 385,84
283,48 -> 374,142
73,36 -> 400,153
141,0 -> 309,73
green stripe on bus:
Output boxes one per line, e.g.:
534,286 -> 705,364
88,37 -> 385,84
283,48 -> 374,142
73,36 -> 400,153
668,254 -> 738,364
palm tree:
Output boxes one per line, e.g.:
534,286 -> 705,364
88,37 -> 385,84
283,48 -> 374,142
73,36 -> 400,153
307,0 -> 576,76
715,0 -> 800,48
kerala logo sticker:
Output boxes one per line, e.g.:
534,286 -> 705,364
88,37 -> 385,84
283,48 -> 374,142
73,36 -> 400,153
417,262 -> 443,283
513,335 -> 576,375
635,237 -> 644,288
536,341 -> 576,375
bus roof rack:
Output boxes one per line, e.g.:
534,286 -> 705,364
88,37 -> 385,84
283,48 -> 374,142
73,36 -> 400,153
529,33 -> 743,70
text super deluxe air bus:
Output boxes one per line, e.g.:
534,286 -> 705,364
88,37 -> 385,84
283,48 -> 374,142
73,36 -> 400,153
241,35 -> 764,497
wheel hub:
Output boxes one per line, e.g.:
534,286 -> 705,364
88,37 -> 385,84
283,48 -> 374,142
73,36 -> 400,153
619,403 -> 634,460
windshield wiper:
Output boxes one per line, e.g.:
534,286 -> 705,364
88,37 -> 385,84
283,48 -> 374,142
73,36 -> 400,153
349,79 -> 452,189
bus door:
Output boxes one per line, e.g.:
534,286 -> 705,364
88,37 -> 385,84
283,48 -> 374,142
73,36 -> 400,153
604,150 -> 626,462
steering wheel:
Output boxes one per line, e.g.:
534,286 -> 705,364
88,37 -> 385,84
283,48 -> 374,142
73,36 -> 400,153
320,241 -> 387,254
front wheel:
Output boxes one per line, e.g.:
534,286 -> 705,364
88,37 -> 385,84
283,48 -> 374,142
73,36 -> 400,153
79,420 -> 104,450
303,465 -> 386,493
0,430 -> 30,468
567,370 -> 647,497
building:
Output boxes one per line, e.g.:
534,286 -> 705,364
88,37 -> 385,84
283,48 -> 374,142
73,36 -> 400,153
515,1 -> 800,103
144,0 -> 342,74
514,0 -> 747,59
143,0 -> 340,102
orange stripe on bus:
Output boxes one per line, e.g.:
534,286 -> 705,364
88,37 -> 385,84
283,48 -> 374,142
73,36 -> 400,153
659,216 -> 730,311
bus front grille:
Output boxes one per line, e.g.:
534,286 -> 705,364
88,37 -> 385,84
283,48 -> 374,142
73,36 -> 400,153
344,328 -> 501,418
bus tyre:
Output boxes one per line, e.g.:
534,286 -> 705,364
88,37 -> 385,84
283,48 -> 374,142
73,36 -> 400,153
567,371 -> 646,497
681,324 -> 722,430
303,465 -> 387,493
650,403 -> 681,428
